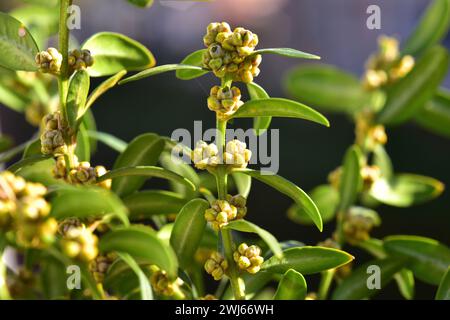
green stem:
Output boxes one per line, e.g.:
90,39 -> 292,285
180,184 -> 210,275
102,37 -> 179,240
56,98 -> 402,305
318,269 -> 335,300
215,114 -> 246,300
58,0 -> 75,167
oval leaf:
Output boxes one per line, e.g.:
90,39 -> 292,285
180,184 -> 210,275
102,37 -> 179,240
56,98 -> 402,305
238,169 -> 323,232
384,235 -> 450,285
120,64 -> 205,85
124,190 -> 187,220
273,269 -> 307,300
338,145 -> 363,211
332,258 -> 407,300
288,184 -> 339,225
67,70 -> 90,128
176,50 -> 209,80
50,187 -> 129,225
99,225 -> 178,279
170,199 -> 209,269
377,46 -> 449,126
231,172 -> 251,198
370,174 -> 444,207
127,0 -> 154,8
415,89 -> 450,138
284,64 -> 369,114
253,48 -> 320,60
99,166 -> 195,191
117,252 -> 153,300
112,133 -> 165,197
82,32 -> 155,77
402,0 -> 450,56
247,82 -> 271,135
262,246 -> 354,275
224,220 -> 282,259
230,98 -> 329,127
0,12 -> 38,71
436,267 -> 450,300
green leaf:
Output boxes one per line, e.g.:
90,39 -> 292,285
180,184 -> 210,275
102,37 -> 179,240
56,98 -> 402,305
66,70 -> 90,128
10,5 -> 59,50
99,225 -> 178,279
253,48 -> 320,60
0,12 -> 39,71
119,64 -> 205,85
273,269 -> 307,300
0,80 -> 31,112
176,50 -> 209,80
15,158 -> 62,186
123,190 -> 187,220
222,271 -> 273,300
377,46 -> 449,126
373,144 -> 393,179
8,154 -> 51,173
82,32 -> 155,77
224,220 -> 282,259
230,98 -> 329,127
50,187 -> 129,226
159,151 -> 200,199
112,133 -> 165,197
358,238 -> 414,300
262,246 -> 354,275
415,89 -> 450,138
402,0 -> 450,56
170,199 -> 209,269
41,254 -> 68,299
370,174 -> 444,207
75,123 -> 90,162
127,0 -> 154,7
436,267 -> 450,300
99,166 -> 195,191
238,169 -> 323,232
284,64 -> 369,114
84,70 -> 127,116
247,82 -> 271,135
384,235 -> 450,285
86,130 -> 127,153
288,184 -> 339,225
117,252 -> 153,300
332,258 -> 407,300
231,172 -> 251,198
338,145 -> 363,211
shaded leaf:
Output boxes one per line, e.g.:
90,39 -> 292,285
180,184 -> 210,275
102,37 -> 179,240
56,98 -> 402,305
247,82 -> 271,135
170,199 -> 209,269
112,133 -> 165,197
117,252 -> 153,300
377,46 -> 449,125
415,89 -> 450,138
273,269 -> 307,300
436,267 -> 450,300
284,64 -> 369,113
224,220 -> 282,259
338,145 -> 363,211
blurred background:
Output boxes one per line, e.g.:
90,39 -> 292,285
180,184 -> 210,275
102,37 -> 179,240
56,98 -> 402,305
1,0 -> 449,299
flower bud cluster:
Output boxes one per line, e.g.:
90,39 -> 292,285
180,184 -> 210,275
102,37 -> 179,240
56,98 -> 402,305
224,140 -> 252,168
40,111 -> 68,156
192,140 -> 252,170
192,141 -> 220,170
53,156 -> 112,189
68,49 -> 94,72
204,199 -> 238,231
0,171 -> 57,248
202,22 -> 262,83
233,243 -> 264,274
89,253 -> 117,283
59,218 -> 99,262
343,208 -> 380,245
207,86 -> 243,119
361,165 -> 381,191
363,36 -> 414,90
150,267 -> 184,297
204,252 -> 228,281
35,48 -> 62,75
